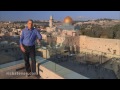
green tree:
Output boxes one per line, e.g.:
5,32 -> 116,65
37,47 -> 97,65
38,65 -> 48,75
20,25 -> 25,29
110,24 -> 120,39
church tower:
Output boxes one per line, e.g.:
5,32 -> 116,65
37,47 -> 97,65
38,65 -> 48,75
49,15 -> 54,28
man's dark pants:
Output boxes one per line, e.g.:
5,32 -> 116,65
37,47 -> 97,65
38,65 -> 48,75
22,44 -> 36,74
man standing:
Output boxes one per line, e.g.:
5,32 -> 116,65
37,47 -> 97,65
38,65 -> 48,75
20,19 -> 42,77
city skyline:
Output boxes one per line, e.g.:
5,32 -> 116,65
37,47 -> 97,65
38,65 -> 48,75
0,11 -> 120,21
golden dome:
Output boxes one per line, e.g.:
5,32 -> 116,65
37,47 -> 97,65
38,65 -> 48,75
64,16 -> 73,24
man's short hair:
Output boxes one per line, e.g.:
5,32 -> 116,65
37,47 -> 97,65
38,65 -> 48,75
27,19 -> 33,23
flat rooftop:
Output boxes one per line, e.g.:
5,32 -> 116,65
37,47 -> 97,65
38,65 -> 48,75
0,56 -> 117,79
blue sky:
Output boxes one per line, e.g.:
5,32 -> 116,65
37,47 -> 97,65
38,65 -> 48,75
0,11 -> 120,21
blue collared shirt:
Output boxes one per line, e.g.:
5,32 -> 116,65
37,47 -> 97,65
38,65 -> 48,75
20,27 -> 42,46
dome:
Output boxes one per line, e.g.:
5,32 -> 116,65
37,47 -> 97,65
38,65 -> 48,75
64,16 -> 73,24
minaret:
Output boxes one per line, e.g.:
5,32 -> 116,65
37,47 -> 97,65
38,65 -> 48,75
49,15 -> 53,28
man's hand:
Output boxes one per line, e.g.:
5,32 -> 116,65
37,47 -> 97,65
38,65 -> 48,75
37,39 -> 41,46
38,42 -> 41,46
20,45 -> 25,53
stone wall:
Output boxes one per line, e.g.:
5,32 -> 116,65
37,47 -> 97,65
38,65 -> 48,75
56,35 -> 120,58
79,35 -> 120,58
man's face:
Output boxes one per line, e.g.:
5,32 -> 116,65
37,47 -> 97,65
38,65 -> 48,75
27,21 -> 33,29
